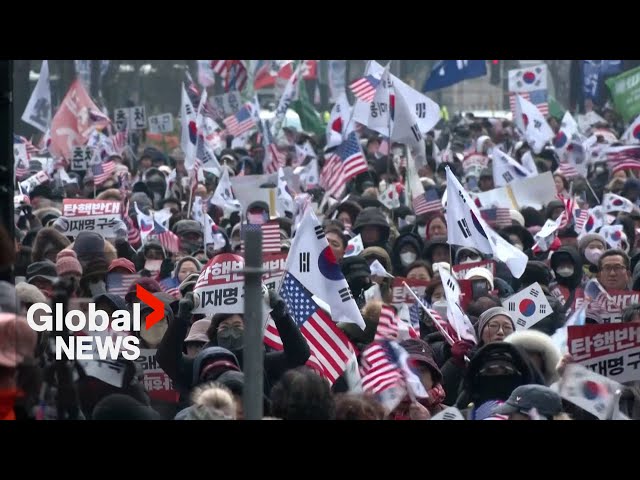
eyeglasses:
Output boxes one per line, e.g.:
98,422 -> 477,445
601,264 -> 627,274
486,322 -> 514,334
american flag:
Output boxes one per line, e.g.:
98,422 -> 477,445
148,220 -> 180,253
320,132 -> 368,198
14,156 -> 29,179
210,60 -> 248,92
408,302 -> 457,345
509,91 -> 549,116
106,273 -> 139,297
360,341 -> 404,395
241,221 -> 281,254
14,134 -> 38,157
574,208 -> 590,234
480,207 -> 512,228
264,143 -> 286,174
611,159 -> 640,174
375,304 -> 419,341
92,160 -> 116,186
263,273 -> 354,385
159,277 -> 181,299
223,106 -> 256,138
109,130 -> 128,155
555,162 -> 579,179
349,75 -> 381,103
412,187 -> 442,215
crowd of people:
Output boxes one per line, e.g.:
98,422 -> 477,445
4,70 -> 640,421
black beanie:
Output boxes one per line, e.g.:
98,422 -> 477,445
92,394 -> 161,420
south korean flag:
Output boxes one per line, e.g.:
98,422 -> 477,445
502,282 -> 552,330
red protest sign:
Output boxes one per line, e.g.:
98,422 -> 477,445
452,259 -> 496,280
193,253 -> 245,315
583,290 -> 640,324
391,277 -> 431,308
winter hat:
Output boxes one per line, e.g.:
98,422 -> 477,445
185,319 -> 211,344
109,258 -> 136,274
464,267 -> 494,290
125,277 -> 163,304
362,246 -> 392,273
15,282 -> 46,306
26,260 -> 58,284
578,233 -> 606,256
477,307 -> 515,339
520,261 -> 552,287
73,231 -> 106,265
0,314 -> 37,367
92,394 -> 161,420
341,256 -> 371,282
399,338 -> 443,384
130,192 -> 152,212
510,210 -> 525,227
56,249 -> 82,277
83,258 -> 109,281
31,227 -> 71,263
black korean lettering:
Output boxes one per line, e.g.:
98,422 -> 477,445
370,103 -> 379,118
213,289 -> 223,306
222,287 -> 239,306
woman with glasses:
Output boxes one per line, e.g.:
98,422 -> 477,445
477,307 -> 516,345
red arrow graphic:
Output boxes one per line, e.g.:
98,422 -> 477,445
136,284 -> 164,329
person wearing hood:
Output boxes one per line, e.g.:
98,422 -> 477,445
390,231 -> 425,276
340,256 -> 372,309
172,220 -> 204,256
424,214 -> 447,241
546,200 -> 565,222
501,224 -> 535,255
504,330 -> 561,386
71,231 -> 117,270
352,207 -> 392,256
156,290 -> 310,400
388,339 -> 447,420
423,236 -> 451,265
455,247 -> 483,265
362,246 -> 392,274
159,256 -> 202,300
134,239 -> 166,274
455,342 -> 545,419
578,233 -> 606,278
549,246 -> 584,307
328,201 -> 362,231
31,227 -> 71,263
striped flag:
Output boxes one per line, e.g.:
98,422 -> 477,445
555,162 -> 580,179
241,221 -> 281,253
375,304 -> 419,341
106,273 -> 139,297
509,90 -> 549,116
264,143 -> 287,174
159,277 -> 181,299
320,132 -> 368,198
157,229 -> 180,254
263,272 -> 354,385
92,160 -> 116,186
412,187 -> 442,215
349,74 -> 381,103
225,60 -> 248,92
14,134 -> 39,157
109,130 -> 128,155
480,207 -> 512,228
223,105 -> 256,137
611,159 -> 640,174
360,341 -> 404,394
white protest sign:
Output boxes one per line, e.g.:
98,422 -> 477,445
71,146 -> 93,172
77,359 -> 126,388
148,113 -> 174,134
193,253 -> 245,315
502,282 -> 552,330
114,108 -> 129,131
19,171 -> 49,194
13,143 -> 28,171
475,171 -> 556,209
130,106 -> 146,130
59,199 -> 123,238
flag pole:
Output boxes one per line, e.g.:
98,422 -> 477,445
584,178 -> 601,204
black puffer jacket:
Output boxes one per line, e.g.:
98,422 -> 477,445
390,232 -> 424,276
352,207 -> 392,254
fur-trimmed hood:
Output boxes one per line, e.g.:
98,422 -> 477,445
504,329 -> 561,386
31,227 -> 71,262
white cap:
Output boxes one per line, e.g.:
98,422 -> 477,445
464,267 -> 494,290
432,262 -> 451,275
509,209 -> 525,227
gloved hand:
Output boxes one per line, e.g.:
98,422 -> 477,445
177,292 -> 194,324
268,289 -> 287,317
451,339 -> 475,367
159,258 -> 175,280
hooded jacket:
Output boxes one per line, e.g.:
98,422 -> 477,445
550,246 -> 583,289
504,330 -> 561,386
352,207 -> 391,254
390,232 -> 425,276
31,227 -> 71,263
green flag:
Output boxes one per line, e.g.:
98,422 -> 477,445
548,96 -> 565,120
291,79 -> 325,137
606,66 -> 640,122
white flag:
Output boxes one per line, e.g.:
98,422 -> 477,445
534,219 -> 559,251
559,363 -> 621,420
600,225 -> 626,250
154,207 -> 173,228
272,63 -> 302,136
326,92 -> 353,148
285,210 -> 365,329
378,183 -> 401,210
344,234 -> 364,258
621,114 -> 640,144
134,202 -> 155,244
276,167 -> 295,216
180,84 -> 197,169
514,94 -> 554,154
439,268 -> 477,343
445,166 -> 528,278
56,167 -> 76,185
366,66 -> 392,137
502,282 -> 552,330
210,168 -> 241,214
369,259 -> 393,278
491,148 -> 533,186
603,193 -> 635,213
294,158 -> 320,191
22,60 -> 51,133
391,86 -> 424,150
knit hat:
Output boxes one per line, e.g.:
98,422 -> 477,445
125,277 -> 163,304
362,246 -> 392,273
26,260 -> 58,284
0,314 -> 37,367
108,258 -> 136,274
56,249 -> 82,277
73,231 -> 106,265
15,282 -> 46,306
400,338 -> 443,384
464,267 -> 494,290
578,233 -> 607,256
83,258 -> 109,281
341,256 -> 371,282
510,210 -> 526,227
185,319 -> 211,344
92,394 -> 161,420
477,307 -> 515,339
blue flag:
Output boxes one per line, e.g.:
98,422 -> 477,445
423,60 -> 487,92
582,60 -> 623,103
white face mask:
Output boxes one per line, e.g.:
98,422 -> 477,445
400,252 -> 417,266
585,248 -> 604,265
418,225 -> 427,238
556,267 -> 574,278
461,257 -> 481,264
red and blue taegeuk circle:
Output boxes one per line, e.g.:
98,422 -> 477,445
522,114 -> 529,129
523,71 -> 536,84
582,380 -> 607,400
553,132 -> 568,149
318,246 -> 343,280
470,211 -> 488,238
633,124 -> 640,140
519,299 -> 536,317
189,121 -> 198,144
